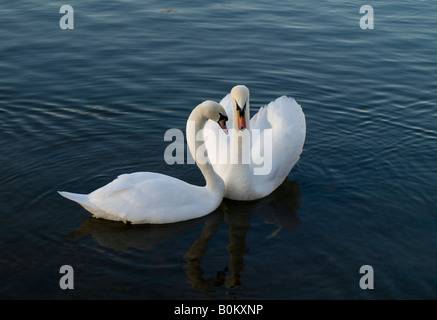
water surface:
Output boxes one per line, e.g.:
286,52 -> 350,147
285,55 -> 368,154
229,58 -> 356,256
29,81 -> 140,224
1,0 -> 436,299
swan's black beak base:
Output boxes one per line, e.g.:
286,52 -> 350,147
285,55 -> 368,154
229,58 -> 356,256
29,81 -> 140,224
218,113 -> 229,135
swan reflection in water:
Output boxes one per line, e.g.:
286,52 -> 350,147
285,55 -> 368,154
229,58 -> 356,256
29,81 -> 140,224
66,179 -> 301,291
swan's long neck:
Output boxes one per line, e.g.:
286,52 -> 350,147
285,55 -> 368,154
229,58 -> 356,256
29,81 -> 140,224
187,107 -> 224,192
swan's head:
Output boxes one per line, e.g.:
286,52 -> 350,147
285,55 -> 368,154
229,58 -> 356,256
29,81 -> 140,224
202,100 -> 229,135
231,85 -> 250,131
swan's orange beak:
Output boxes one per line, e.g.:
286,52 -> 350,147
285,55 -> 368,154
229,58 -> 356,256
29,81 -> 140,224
237,108 -> 246,130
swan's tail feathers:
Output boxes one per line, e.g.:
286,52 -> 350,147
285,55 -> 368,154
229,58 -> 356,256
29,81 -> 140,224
58,191 -> 90,205
58,191 -> 104,217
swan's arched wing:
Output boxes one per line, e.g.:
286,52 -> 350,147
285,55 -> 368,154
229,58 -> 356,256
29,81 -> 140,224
89,172 -> 161,200
250,104 -> 271,131
251,96 -> 306,189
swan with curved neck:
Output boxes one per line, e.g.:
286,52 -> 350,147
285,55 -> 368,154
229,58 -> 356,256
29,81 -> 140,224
59,100 -> 229,224
202,85 -> 306,201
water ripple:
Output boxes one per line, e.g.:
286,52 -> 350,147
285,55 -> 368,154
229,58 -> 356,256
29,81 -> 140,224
1,0 -> 437,299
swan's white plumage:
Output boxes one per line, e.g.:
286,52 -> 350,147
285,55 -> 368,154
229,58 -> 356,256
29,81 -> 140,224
60,172 -> 218,224
59,101 -> 227,224
203,87 -> 306,201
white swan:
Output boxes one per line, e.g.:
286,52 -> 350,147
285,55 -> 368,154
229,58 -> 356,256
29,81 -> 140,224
201,85 -> 306,201
59,100 -> 229,224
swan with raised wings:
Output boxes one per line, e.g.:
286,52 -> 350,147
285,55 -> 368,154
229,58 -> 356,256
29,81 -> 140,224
201,85 -> 306,201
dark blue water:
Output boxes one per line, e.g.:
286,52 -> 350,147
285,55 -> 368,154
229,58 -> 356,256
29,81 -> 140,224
1,0 -> 436,299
